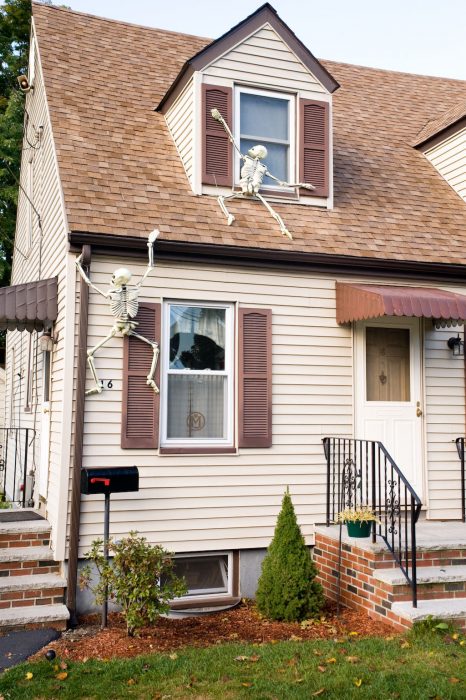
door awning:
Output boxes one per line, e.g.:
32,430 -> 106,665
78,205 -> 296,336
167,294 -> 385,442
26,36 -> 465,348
336,283 -> 466,327
0,277 -> 58,332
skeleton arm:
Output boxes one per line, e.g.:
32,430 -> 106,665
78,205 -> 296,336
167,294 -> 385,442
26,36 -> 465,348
75,254 -> 109,298
211,109 -> 244,159
136,229 -> 159,287
264,170 -> 316,191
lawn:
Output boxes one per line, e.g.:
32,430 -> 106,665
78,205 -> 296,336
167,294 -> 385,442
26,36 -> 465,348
1,631 -> 466,699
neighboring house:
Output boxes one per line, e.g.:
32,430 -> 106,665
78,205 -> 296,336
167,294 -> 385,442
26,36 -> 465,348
2,1 -> 466,629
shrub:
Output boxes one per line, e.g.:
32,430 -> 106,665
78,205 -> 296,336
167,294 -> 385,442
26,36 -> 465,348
256,489 -> 323,622
79,531 -> 187,636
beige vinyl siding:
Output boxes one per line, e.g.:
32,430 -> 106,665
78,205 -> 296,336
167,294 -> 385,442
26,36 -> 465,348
203,24 -> 327,95
165,79 -> 195,186
424,319 -> 465,519
74,257 -> 353,557
6,25 -> 71,557
425,127 -> 466,201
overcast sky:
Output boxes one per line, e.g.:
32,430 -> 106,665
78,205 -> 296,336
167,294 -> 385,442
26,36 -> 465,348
53,0 -> 466,81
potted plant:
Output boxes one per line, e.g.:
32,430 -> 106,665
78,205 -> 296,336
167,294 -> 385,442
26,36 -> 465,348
337,506 -> 379,538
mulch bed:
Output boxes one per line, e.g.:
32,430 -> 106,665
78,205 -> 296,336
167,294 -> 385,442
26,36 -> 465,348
34,601 -> 398,662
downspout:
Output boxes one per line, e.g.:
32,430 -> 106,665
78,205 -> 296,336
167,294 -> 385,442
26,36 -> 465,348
66,244 -> 91,627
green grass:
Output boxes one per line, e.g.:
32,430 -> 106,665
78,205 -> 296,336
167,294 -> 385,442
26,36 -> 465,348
1,632 -> 466,699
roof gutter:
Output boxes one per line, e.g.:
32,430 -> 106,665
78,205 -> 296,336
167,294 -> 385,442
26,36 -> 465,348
66,243 -> 91,627
69,232 -> 466,284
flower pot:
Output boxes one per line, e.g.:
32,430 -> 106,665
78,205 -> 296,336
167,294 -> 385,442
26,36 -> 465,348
346,521 -> 372,538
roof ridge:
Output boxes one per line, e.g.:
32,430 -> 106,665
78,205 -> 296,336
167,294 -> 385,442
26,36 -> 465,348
31,1 -> 210,43
322,57 -> 466,85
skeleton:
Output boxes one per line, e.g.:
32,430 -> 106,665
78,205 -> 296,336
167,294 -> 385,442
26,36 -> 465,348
211,108 -> 315,239
76,229 -> 160,396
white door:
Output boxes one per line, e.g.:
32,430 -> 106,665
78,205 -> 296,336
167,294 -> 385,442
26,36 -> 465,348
38,350 -> 51,499
354,317 -> 424,498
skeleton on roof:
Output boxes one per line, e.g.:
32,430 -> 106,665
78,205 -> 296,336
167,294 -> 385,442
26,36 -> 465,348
76,230 -> 160,396
211,108 -> 315,239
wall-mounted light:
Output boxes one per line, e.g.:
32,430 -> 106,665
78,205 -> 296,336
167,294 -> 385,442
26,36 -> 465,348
447,334 -> 464,357
38,330 -> 54,353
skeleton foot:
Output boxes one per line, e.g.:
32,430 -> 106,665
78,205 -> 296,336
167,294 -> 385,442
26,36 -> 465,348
227,213 -> 235,226
281,227 -> 293,240
146,378 -> 160,394
86,385 -> 103,396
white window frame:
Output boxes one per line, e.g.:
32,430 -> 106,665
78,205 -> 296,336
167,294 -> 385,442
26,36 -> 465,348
161,301 -> 234,447
172,551 -> 233,601
234,85 -> 296,190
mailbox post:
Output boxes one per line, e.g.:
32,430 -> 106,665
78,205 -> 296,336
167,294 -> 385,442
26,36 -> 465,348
81,467 -> 139,628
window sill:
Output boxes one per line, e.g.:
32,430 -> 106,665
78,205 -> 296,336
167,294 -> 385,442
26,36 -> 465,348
160,447 -> 237,455
169,595 -> 241,611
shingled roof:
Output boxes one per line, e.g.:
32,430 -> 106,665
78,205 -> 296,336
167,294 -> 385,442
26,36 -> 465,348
414,99 -> 466,147
32,3 -> 466,265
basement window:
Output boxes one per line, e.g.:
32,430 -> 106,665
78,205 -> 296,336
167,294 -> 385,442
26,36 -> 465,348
170,552 -> 232,599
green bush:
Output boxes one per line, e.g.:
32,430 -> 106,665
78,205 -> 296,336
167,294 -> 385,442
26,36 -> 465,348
79,532 -> 187,636
256,489 -> 324,621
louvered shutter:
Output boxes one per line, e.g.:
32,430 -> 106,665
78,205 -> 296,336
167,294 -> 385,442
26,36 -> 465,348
299,99 -> 329,198
121,302 -> 160,449
202,84 -> 233,186
238,308 -> 272,448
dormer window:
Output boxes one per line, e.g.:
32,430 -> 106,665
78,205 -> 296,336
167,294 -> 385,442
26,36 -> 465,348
236,87 -> 295,189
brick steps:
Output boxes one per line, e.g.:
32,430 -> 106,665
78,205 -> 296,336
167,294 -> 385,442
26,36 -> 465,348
314,525 -> 466,631
0,516 -> 67,631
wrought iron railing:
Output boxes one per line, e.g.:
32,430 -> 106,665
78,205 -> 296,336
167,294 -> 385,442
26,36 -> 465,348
322,437 -> 422,607
0,428 -> 35,508
455,437 -> 465,523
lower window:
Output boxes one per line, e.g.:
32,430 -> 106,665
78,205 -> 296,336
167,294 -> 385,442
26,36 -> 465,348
170,552 -> 233,599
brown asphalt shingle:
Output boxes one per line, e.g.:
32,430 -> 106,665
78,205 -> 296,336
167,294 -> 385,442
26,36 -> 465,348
32,3 -> 466,264
414,99 -> 466,147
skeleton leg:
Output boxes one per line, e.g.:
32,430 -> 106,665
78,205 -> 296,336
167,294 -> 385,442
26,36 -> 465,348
217,193 -> 242,226
128,330 -> 160,394
86,327 -> 119,395
256,193 -> 293,240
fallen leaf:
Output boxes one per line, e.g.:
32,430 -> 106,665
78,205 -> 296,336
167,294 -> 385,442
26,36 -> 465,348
289,634 -> 302,641
241,682 -> 253,687
354,678 -> 363,687
385,636 -> 394,641
313,650 -> 323,657
25,672 -> 33,680
56,672 -> 68,681
229,632 -> 239,639
452,633 -> 459,640
235,655 -> 249,662
460,640 -> 466,646
127,679 -> 136,686
60,661 -> 68,670
294,678 -> 305,684
450,677 -> 461,684
400,641 -> 410,649
249,655 -> 260,663
349,631 -> 358,637
318,665 -> 326,673
287,657 -> 297,666
311,690 -> 326,697
346,656 -> 360,664
169,653 -> 178,660
326,657 -> 337,664
53,664 -> 59,672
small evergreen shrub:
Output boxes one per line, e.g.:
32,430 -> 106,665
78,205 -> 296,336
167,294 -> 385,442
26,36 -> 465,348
256,489 -> 324,621
79,531 -> 187,636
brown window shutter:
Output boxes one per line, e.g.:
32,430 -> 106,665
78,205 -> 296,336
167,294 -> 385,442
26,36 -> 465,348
299,99 -> 329,198
238,308 -> 272,448
121,302 -> 161,449
202,84 -> 233,187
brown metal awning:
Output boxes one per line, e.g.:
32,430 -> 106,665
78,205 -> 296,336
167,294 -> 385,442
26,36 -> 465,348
0,277 -> 58,332
336,283 -> 466,327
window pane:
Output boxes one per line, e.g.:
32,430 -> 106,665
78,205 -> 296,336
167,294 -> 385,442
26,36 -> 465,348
366,327 -> 410,401
240,93 -> 288,141
172,555 -> 228,596
240,139 -> 288,185
170,306 -> 225,370
167,374 -> 226,439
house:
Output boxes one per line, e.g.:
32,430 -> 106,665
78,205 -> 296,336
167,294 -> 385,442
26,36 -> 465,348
1,1 -> 466,631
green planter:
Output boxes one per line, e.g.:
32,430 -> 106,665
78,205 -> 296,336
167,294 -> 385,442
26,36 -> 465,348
346,521 -> 372,538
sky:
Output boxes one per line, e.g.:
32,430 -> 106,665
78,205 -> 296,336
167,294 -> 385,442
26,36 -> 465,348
52,0 -> 466,81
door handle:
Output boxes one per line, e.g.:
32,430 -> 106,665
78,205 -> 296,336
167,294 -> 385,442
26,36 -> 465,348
416,401 -> 423,417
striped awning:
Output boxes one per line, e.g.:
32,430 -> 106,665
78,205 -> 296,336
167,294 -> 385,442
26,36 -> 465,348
336,283 -> 466,327
0,277 -> 58,332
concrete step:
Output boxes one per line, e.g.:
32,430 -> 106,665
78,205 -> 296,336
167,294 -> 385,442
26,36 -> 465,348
392,598 -> 466,626
373,566 -> 466,602
0,573 -> 66,593
374,566 -> 466,587
0,603 -> 69,632
0,546 -> 60,577
0,518 -> 51,549
0,573 -> 66,607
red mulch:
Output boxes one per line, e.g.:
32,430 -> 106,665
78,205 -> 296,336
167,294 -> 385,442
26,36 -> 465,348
33,601 -> 398,662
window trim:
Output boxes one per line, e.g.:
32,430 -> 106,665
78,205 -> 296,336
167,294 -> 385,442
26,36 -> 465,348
171,551 -> 234,601
234,85 -> 296,191
161,301 -> 234,448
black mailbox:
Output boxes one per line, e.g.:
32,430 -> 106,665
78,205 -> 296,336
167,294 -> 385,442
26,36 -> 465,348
81,467 -> 139,495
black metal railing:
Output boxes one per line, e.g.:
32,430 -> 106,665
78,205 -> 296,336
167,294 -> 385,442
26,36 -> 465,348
0,428 -> 35,508
323,437 -> 423,607
455,437 -> 465,522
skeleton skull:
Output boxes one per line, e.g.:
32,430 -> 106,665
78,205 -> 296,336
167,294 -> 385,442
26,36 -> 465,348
112,268 -> 132,287
247,144 -> 267,159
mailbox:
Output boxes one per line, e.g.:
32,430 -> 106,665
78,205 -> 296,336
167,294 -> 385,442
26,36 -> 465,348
80,467 -> 139,495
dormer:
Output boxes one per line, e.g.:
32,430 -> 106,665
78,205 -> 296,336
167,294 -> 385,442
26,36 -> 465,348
414,101 -> 466,202
158,3 -> 339,209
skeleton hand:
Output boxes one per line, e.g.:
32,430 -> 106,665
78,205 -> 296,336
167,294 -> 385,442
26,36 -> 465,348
299,183 -> 316,190
147,229 -> 159,267
211,108 -> 222,121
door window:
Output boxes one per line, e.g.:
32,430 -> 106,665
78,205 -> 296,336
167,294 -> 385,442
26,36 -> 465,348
366,327 -> 410,402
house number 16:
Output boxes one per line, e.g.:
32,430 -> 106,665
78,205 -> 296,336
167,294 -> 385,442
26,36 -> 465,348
100,380 -> 114,389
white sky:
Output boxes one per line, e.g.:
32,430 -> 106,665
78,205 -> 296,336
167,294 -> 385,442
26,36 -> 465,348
50,0 -> 466,80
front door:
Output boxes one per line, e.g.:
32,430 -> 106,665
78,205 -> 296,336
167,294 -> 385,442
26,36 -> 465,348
354,317 -> 424,497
